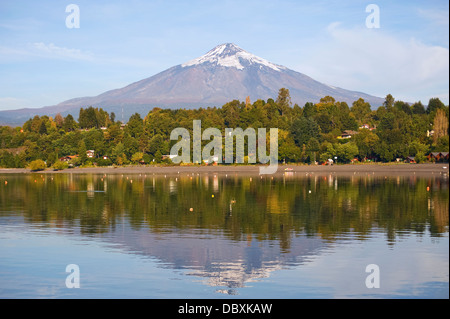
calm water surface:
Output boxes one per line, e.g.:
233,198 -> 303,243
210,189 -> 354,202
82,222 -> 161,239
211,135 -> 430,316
0,172 -> 448,298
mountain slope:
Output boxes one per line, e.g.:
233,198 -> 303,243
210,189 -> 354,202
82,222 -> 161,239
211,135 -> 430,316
0,43 -> 384,125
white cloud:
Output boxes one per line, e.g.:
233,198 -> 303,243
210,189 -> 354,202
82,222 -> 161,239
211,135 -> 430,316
295,23 -> 449,104
31,42 -> 94,61
0,43 -> 95,63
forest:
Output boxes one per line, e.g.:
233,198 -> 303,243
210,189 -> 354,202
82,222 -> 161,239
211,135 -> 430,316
0,88 -> 449,169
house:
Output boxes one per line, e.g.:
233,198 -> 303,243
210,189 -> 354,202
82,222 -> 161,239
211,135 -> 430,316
428,152 -> 449,162
359,124 -> 375,131
204,156 -> 220,165
162,154 -> 178,161
86,150 -> 95,158
406,156 -> 416,163
60,155 -> 78,162
339,130 -> 359,139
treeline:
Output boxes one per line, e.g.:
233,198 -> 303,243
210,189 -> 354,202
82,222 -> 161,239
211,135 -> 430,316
0,89 -> 449,169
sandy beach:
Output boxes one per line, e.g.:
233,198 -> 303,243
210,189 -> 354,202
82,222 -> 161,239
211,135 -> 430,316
0,163 -> 448,176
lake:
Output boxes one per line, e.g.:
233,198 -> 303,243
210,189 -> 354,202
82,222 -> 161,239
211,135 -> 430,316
0,171 -> 448,299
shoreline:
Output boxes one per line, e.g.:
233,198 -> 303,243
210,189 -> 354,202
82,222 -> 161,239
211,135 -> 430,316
0,163 -> 448,176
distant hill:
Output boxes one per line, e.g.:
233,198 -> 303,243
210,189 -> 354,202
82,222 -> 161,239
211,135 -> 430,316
0,43 -> 384,126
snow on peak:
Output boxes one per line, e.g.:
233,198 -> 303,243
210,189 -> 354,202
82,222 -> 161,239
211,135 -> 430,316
182,43 -> 285,71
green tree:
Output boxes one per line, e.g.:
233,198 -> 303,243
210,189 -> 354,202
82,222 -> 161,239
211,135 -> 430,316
302,102 -> 316,118
411,101 -> 426,115
415,151 -> 426,163
351,98 -> 372,124
315,113 -> 333,134
131,152 -> 144,164
291,117 -> 320,147
278,130 -> 300,162
52,160 -> 69,170
276,88 -> 292,115
154,150 -> 162,163
79,106 -> 99,129
383,94 -> 395,109
112,142 -> 125,164
335,142 -> 359,163
305,137 -> 320,163
426,97 -> 445,115
78,140 -> 87,164
434,136 -> 449,152
63,114 -> 77,132
319,142 -> 336,163
376,141 -> 395,162
38,120 -> 48,135
28,159 -> 46,171
147,134 -> 165,156
126,113 -> 144,138
353,129 -> 379,159
408,141 -> 429,157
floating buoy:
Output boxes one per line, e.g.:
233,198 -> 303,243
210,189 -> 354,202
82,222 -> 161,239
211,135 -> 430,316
427,186 -> 430,191
4,181 -> 7,185
189,208 -> 194,212
211,194 -> 214,198
308,190 -> 311,194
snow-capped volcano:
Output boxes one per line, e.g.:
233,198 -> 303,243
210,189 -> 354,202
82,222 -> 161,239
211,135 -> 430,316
182,43 -> 286,71
0,43 -> 384,125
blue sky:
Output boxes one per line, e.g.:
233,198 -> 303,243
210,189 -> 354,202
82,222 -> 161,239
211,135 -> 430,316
0,0 -> 448,110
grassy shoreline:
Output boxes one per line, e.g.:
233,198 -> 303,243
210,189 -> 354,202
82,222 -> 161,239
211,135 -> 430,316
0,163 -> 448,176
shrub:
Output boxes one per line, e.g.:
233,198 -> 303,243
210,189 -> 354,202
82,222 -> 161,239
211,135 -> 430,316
96,158 -> 112,166
28,159 -> 46,171
415,152 -> 426,164
52,161 -> 69,170
131,152 -> 144,164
